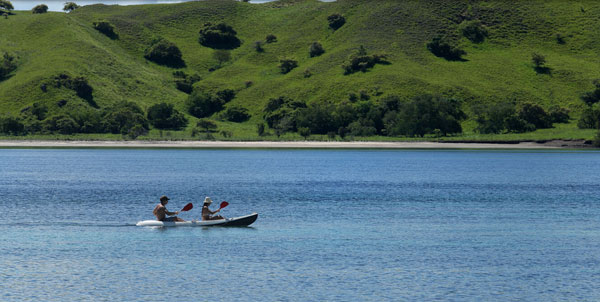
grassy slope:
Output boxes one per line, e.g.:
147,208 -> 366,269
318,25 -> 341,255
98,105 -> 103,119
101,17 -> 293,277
0,0 -> 599,140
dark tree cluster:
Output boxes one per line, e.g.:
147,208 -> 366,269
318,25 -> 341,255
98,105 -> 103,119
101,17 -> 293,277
220,106 -> 250,123
327,13 -> 345,30
144,39 -> 185,68
198,22 -> 241,49
52,73 -> 94,103
427,36 -> 466,61
342,46 -> 388,75
173,71 -> 201,94
0,0 -> 14,14
459,20 -> 488,43
0,52 -> 17,80
32,4 -> 48,14
473,102 -> 568,134
93,21 -> 118,39
63,2 -> 79,12
147,102 -> 188,130
262,94 -> 467,138
279,58 -> 298,74
186,88 -> 236,118
309,42 -> 325,57
578,80 -> 600,129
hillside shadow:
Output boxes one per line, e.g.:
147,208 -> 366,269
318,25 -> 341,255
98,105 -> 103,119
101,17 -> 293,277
535,66 -> 552,75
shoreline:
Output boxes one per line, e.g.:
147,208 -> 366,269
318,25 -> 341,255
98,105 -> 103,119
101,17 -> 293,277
0,139 -> 593,149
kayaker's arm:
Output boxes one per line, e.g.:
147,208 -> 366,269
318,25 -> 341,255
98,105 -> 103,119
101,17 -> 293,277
165,209 -> 179,216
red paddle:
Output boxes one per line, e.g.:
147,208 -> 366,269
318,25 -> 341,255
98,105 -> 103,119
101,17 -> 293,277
180,203 -> 193,212
219,201 -> 229,210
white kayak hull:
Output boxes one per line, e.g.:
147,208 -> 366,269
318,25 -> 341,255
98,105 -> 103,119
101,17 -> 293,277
136,213 -> 258,227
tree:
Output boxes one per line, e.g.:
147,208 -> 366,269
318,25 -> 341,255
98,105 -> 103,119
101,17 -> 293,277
186,90 -> 225,118
0,115 -> 25,135
93,21 -> 118,39
427,36 -> 466,61
309,42 -> 325,57
531,53 -> 546,68
279,58 -> 298,74
298,127 -> 310,139
254,41 -> 264,52
265,34 -> 277,43
144,39 -> 185,67
517,103 -> 552,129
459,20 -> 488,43
0,0 -> 14,13
342,46 -> 388,75
63,2 -> 79,12
0,52 -> 17,80
196,119 -> 217,133
32,4 -> 48,14
198,22 -> 241,49
147,102 -> 187,130
102,101 -> 149,134
327,13 -> 345,30
580,80 -> 600,106
213,50 -> 231,67
222,106 -> 250,122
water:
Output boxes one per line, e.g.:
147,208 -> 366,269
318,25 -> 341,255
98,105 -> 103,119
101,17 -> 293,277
1,149 -> 599,301
11,0 -> 336,12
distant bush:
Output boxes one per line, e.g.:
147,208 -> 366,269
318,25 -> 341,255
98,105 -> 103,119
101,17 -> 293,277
93,21 -> 118,39
186,90 -> 226,118
531,53 -> 546,68
473,101 -> 557,134
580,80 -> 600,106
548,106 -> 570,123
309,42 -> 325,57
459,20 -> 488,43
254,41 -> 264,52
0,52 -> 17,80
195,119 -> 218,137
0,0 -> 14,13
517,102 -> 552,129
198,22 -> 241,49
0,115 -> 25,135
144,39 -> 185,68
427,36 -> 466,61
556,33 -> 566,44
342,46 -> 388,75
213,49 -> 231,67
173,71 -> 201,94
63,2 -> 79,12
53,73 -> 94,103
102,101 -> 149,134
32,4 -> 48,14
578,104 -> 600,129
256,123 -> 265,136
221,106 -> 250,123
265,34 -> 277,43
263,96 -> 306,131
216,89 -> 236,103
147,102 -> 188,130
327,13 -> 345,30
279,58 -> 298,74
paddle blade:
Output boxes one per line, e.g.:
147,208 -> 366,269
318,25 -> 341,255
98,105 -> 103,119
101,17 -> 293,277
219,201 -> 229,209
181,203 -> 193,212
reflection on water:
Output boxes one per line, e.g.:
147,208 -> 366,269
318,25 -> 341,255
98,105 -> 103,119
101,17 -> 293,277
12,0 -> 335,12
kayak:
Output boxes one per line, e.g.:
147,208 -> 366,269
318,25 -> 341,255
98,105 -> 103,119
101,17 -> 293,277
136,213 -> 258,227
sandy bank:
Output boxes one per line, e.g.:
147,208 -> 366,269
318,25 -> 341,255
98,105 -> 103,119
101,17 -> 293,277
0,139 -> 593,149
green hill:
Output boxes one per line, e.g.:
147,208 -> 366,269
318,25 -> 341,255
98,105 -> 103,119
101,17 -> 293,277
1,0 -> 599,141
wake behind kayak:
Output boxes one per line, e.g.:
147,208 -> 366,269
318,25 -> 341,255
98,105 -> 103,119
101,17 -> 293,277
136,213 -> 258,227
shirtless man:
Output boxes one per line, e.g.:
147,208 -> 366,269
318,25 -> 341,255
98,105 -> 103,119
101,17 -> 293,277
153,195 -> 185,222
201,197 -> 225,221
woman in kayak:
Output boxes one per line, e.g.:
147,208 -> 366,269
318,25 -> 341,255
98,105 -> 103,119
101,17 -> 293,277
202,197 -> 225,220
153,195 -> 185,222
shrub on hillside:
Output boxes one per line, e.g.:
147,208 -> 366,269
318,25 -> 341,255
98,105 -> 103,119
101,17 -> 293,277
147,102 -> 188,130
327,13 -> 345,30
0,52 -> 17,80
0,0 -> 14,13
427,36 -> 466,61
279,58 -> 298,74
186,90 -> 225,118
173,71 -> 201,94
263,96 -> 306,130
342,46 -> 388,75
221,106 -> 250,123
0,115 -> 25,135
548,106 -> 570,123
53,73 -> 94,103
580,80 -> 600,106
93,21 -> 118,39
216,89 -> 236,103
144,39 -> 185,68
102,101 -> 149,134
459,20 -> 488,43
254,41 -> 264,52
198,22 -> 241,49
517,103 -> 552,129
265,34 -> 277,43
309,42 -> 325,57
32,4 -> 48,14
578,104 -> 600,129
63,2 -> 79,12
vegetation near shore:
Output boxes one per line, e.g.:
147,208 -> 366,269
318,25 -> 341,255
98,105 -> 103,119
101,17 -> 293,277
0,0 -> 600,143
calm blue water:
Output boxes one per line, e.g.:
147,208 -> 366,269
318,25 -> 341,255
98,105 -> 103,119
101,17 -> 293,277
1,149 -> 599,301
12,0 -> 336,12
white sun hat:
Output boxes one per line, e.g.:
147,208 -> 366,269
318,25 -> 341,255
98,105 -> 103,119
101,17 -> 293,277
204,197 -> 213,204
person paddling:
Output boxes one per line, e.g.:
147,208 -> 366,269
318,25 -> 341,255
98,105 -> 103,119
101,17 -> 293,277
201,197 -> 225,221
153,195 -> 185,222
